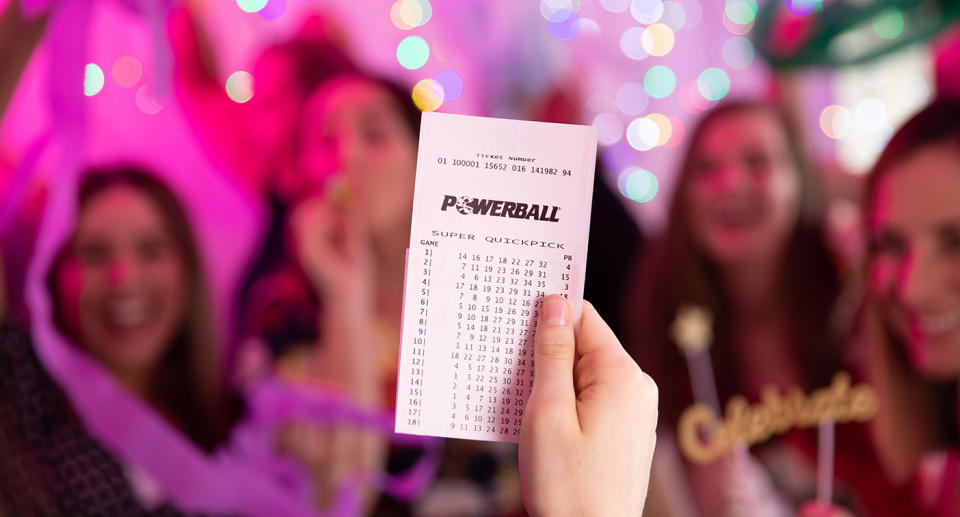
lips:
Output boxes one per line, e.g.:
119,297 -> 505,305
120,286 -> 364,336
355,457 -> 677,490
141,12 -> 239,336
103,297 -> 154,329
909,309 -> 960,340
713,199 -> 763,229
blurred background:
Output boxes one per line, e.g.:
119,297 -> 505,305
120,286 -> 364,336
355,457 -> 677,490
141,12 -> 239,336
3,1 -> 960,516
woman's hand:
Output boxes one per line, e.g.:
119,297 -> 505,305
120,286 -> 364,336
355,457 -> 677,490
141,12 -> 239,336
519,296 -> 659,517
289,192 -> 375,316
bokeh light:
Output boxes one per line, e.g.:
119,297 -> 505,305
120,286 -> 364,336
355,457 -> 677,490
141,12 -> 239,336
397,36 -> 430,70
663,115 -> 686,148
258,0 -> 285,20
646,113 -> 672,146
697,68 -> 730,101
412,78 -> 444,111
873,9 -> 904,40
901,75 -> 931,108
724,0 -> 756,25
236,0 -> 268,13
579,17 -> 602,36
679,81 -> 711,113
619,167 -> 660,202
626,116 -> 660,151
684,0 -> 703,29
616,82 -> 649,115
620,27 -> 650,60
434,69 -> 463,102
593,113 -> 624,145
111,56 -> 142,88
641,24 -> 675,57
83,63 -> 105,97
855,98 -> 887,132
549,12 -> 581,40
643,65 -> 676,99
630,0 -> 663,24
722,36 -> 755,69
722,13 -> 754,35
600,0 -> 630,14
226,71 -> 254,103
540,0 -> 575,22
819,105 -> 852,139
660,1 -> 686,31
135,84 -> 162,115
603,142 -> 637,173
391,0 -> 433,30
786,0 -> 817,17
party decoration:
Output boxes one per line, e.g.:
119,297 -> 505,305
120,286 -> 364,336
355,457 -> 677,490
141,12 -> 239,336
677,372 -> 878,464
754,0 -> 960,68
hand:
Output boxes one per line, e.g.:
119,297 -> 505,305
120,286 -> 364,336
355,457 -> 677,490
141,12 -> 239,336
276,420 -> 386,513
288,192 -> 374,314
519,296 -> 658,517
289,193 -> 380,404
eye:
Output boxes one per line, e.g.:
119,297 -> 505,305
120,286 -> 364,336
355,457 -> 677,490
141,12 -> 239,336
869,230 -> 906,259
744,151 -> 771,173
137,237 -> 172,262
691,158 -> 719,177
75,242 -> 110,266
938,224 -> 960,256
362,126 -> 389,145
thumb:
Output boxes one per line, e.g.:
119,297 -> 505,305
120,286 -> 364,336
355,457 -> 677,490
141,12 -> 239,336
527,295 -> 577,426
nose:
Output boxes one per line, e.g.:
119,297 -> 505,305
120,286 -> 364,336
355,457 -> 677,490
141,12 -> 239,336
898,245 -> 943,310
105,257 -> 132,288
708,161 -> 750,195
334,132 -> 360,173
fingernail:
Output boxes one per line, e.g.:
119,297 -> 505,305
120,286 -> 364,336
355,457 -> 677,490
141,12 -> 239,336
543,295 -> 567,327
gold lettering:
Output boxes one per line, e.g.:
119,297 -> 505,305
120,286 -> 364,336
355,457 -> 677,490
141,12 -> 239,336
677,372 -> 879,464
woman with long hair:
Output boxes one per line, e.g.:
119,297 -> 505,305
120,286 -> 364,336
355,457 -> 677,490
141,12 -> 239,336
2,164 -> 387,516
625,100 -> 896,515
862,97 -> 960,516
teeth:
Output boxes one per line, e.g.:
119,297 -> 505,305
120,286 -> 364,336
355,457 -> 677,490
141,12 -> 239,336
109,298 -> 151,327
916,310 -> 960,335
718,202 -> 759,225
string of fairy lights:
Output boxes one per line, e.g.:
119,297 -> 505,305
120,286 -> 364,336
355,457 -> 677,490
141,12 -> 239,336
75,0 -> 936,200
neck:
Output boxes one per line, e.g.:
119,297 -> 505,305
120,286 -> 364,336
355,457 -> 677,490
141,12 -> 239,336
113,366 -> 155,402
720,253 -> 786,319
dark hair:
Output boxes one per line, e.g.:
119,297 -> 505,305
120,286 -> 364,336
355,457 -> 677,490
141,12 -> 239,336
259,37 -> 357,99
863,97 -> 960,480
49,165 -> 229,450
625,101 -> 844,425
865,97 -> 960,216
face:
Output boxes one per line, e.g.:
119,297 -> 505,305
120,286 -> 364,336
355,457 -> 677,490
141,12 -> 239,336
295,76 -> 418,235
685,109 -> 802,266
868,143 -> 960,380
55,186 -> 189,386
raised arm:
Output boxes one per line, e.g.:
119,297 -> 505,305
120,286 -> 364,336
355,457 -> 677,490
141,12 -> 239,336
0,1 -> 48,116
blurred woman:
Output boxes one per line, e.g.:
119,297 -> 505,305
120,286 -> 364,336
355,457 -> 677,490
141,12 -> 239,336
50,168 -> 230,449
864,97 -> 960,516
626,101 -> 897,515
0,164 -> 387,516
241,73 -> 533,516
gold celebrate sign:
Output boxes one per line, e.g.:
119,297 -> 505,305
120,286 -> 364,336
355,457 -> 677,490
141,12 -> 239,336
677,372 -> 878,464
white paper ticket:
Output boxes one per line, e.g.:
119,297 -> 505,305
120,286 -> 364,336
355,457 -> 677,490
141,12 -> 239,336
395,112 -> 597,442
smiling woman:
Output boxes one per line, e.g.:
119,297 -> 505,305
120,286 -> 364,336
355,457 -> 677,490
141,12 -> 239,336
863,98 -> 960,513
49,167 -> 228,449
623,100 -> 853,514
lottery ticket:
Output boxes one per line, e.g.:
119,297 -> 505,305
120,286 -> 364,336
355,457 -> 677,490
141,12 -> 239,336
396,112 -> 597,442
